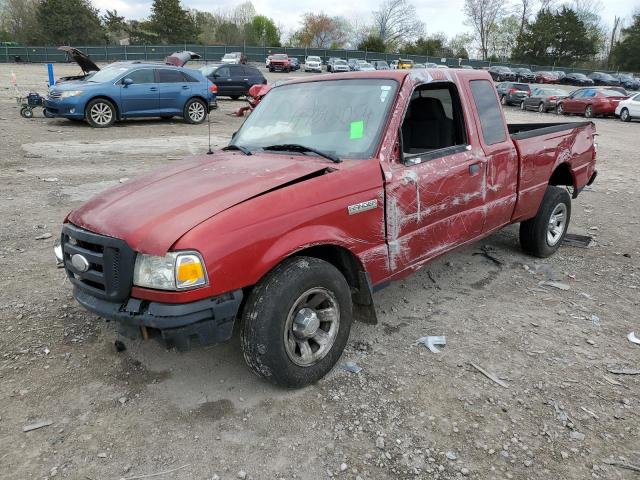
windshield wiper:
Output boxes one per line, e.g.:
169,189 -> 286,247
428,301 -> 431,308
222,144 -> 252,155
261,144 -> 341,163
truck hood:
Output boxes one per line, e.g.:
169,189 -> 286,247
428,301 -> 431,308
67,152 -> 334,255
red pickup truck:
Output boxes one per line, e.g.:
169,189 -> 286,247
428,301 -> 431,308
268,53 -> 291,72
58,69 -> 597,387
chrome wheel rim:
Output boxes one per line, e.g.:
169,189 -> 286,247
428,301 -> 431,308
585,106 -> 592,118
557,104 -> 563,115
547,203 -> 567,246
188,101 -> 205,122
539,103 -> 545,113
520,101 -> 525,110
284,287 -> 340,367
621,109 -> 628,121
90,102 -> 112,125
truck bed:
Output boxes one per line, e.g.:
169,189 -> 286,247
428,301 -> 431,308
509,121 -> 597,222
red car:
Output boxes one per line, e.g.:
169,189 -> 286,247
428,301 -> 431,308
535,71 -> 559,84
557,88 -> 628,117
58,69 -> 597,387
268,53 -> 291,72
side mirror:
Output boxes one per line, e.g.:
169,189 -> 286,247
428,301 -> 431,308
122,78 -> 133,87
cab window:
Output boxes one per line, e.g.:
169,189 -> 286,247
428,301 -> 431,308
156,69 -> 185,83
123,69 -> 154,84
469,79 -> 506,146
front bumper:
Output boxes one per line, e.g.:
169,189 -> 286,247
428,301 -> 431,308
44,97 -> 86,119
74,287 -> 243,350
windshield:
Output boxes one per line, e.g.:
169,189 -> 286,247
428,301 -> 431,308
87,66 -> 130,83
273,54 -> 287,60
231,79 -> 398,159
223,54 -> 236,59
335,60 -> 347,65
308,56 -> 321,62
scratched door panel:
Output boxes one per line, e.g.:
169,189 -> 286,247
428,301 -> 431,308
385,150 -> 486,272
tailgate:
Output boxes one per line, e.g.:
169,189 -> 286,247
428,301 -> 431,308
510,122 -> 597,221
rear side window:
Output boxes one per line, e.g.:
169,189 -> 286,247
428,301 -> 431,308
243,66 -> 261,76
157,69 -> 185,83
125,69 -> 154,84
469,80 -> 506,145
514,83 -> 530,91
182,72 -> 199,82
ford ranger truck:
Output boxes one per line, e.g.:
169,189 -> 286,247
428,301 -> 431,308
58,69 -> 597,388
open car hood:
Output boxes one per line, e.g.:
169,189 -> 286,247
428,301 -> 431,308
164,51 -> 201,67
58,46 -> 100,74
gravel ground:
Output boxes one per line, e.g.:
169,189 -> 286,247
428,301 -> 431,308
0,63 -> 639,480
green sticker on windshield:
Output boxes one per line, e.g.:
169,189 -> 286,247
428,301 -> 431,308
350,120 -> 364,140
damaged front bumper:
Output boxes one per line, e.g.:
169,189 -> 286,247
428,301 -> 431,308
74,287 -> 243,350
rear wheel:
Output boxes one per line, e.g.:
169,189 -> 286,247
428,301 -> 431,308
556,103 -> 565,115
620,108 -> 631,122
501,95 -> 507,106
584,105 -> 593,118
538,102 -> 545,113
20,107 -> 33,118
520,186 -> 571,258
520,101 -> 526,110
241,256 -> 353,388
85,98 -> 116,128
183,98 -> 207,124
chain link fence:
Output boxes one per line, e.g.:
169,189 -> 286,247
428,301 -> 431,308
1,43 -> 615,75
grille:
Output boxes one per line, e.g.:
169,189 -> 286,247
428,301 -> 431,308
62,224 -> 136,302
48,91 -> 62,100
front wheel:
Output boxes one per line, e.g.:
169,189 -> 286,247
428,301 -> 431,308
501,95 -> 507,106
241,256 -> 353,388
20,107 -> 33,118
519,186 -> 571,258
85,98 -> 116,128
183,98 -> 207,124
520,101 -> 526,110
584,105 -> 593,118
620,108 -> 631,122
556,103 -> 565,115
538,102 -> 545,113
43,108 -> 55,118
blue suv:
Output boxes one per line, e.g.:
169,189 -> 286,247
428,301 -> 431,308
46,62 -> 217,128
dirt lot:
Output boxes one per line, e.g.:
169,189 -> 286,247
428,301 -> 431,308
1,63 -> 639,480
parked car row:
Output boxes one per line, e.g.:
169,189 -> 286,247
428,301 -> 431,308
488,65 -> 639,89
498,81 -> 639,122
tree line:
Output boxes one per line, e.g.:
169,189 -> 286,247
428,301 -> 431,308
0,0 -> 638,70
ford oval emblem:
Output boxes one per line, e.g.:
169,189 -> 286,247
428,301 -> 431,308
71,254 -> 90,272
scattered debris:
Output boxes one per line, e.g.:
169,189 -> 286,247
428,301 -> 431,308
339,361 -> 362,374
35,233 -> 52,240
473,246 -> 503,266
446,451 -> 458,461
603,459 -> 640,473
540,280 -> 570,291
469,363 -> 508,388
23,420 -> 52,432
237,470 -> 247,479
114,340 -> 126,352
97,452 -> 107,458
602,375 -> 624,387
562,233 -> 593,248
120,464 -> 190,480
375,436 -> 385,449
570,431 -> 585,441
580,406 -> 599,419
119,177 -> 129,183
417,335 -> 446,353
591,314 -> 601,327
627,332 -> 640,345
548,400 -> 571,427
42,177 -> 59,182
607,366 -> 640,375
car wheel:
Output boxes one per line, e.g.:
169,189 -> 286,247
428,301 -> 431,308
556,103 -> 565,115
230,95 -> 241,100
20,107 -> 33,118
501,95 -> 507,106
241,256 -> 353,388
519,186 -> 571,258
85,98 -> 116,128
183,98 -> 207,124
584,105 -> 593,118
520,101 -> 526,110
620,108 -> 631,122
538,102 -> 545,113
43,108 -> 56,118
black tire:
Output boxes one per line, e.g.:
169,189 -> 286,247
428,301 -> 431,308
85,98 -> 116,128
183,98 -> 207,124
501,95 -> 507,106
43,108 -> 55,118
230,95 -> 241,100
584,105 -> 593,118
241,256 -> 353,388
20,107 -> 33,118
520,101 -> 526,110
519,186 -> 571,258
538,102 -> 545,113
556,103 -> 565,115
620,108 -> 631,122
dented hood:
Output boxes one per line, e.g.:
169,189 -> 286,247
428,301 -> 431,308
68,152 -> 331,255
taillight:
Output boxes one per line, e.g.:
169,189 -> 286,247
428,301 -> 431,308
509,88 -> 517,94
209,84 -> 218,93
549,96 -> 557,100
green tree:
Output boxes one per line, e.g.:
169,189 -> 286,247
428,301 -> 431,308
612,14 -> 640,71
513,7 -> 598,65
405,34 -> 450,56
126,19 -> 159,45
244,15 -> 280,46
215,21 -> 242,45
0,0 -> 41,43
37,0 -> 104,44
148,0 -> 196,43
357,34 -> 385,52
102,9 -> 126,44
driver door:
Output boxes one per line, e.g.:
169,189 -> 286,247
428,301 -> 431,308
119,68 -> 159,116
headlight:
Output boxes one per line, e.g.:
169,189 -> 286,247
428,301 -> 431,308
60,90 -> 84,98
133,252 -> 207,290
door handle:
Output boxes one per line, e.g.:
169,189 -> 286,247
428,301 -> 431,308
182,85 -> 189,89
149,87 -> 158,91
469,163 -> 482,175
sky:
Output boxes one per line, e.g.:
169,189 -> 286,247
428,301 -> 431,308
92,0 -> 639,39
